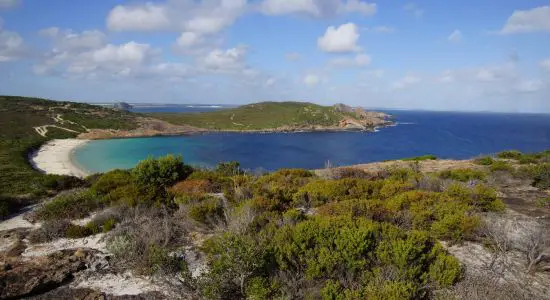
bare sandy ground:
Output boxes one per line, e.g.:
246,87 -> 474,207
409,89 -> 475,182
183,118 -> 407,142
30,139 -> 90,178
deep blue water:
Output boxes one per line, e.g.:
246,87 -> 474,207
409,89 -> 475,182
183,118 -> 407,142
73,110 -> 550,174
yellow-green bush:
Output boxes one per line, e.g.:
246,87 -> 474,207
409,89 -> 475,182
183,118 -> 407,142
438,168 -> 486,182
35,189 -> 101,221
188,196 -> 224,225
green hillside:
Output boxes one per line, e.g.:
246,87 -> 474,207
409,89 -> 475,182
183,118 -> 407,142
0,96 -> 138,213
151,101 -> 355,130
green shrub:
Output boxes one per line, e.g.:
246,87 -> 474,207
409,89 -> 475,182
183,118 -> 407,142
102,217 -> 117,232
39,174 -> 87,191
473,156 -> 494,166
132,155 -> 193,188
66,224 -> 94,239
431,212 -> 480,242
518,154 -> 539,164
35,190 -> 100,221
147,244 -> 183,275
91,169 -> 132,195
188,197 -> 225,225
215,161 -> 243,177
533,163 -> 550,189
428,248 -> 463,287
245,277 -> 272,300
84,221 -> 101,235
438,169 -> 486,182
497,150 -> 522,160
131,155 -> 193,204
490,160 -> 514,173
402,155 -> 437,161
536,198 -> 550,208
200,232 -> 268,298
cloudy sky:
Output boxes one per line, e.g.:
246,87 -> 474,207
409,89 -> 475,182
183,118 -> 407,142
0,0 -> 549,112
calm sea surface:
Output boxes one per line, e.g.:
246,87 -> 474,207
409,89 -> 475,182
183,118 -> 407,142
73,107 -> 550,173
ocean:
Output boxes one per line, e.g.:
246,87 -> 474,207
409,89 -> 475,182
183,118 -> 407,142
73,106 -> 550,173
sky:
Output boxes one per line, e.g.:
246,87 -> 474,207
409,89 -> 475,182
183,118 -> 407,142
0,0 -> 549,112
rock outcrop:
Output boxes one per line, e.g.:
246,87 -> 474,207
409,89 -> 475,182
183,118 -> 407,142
0,249 -> 97,299
333,103 -> 392,130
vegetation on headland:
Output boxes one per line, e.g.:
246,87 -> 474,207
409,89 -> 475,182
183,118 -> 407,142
150,101 -> 391,131
17,149 -> 550,299
0,96 -> 138,216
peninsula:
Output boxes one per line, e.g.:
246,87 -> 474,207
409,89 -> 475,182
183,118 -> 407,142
150,101 -> 392,132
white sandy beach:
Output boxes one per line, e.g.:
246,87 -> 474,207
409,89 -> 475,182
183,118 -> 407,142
30,139 -> 90,178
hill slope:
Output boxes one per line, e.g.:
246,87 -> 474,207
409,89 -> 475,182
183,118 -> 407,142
151,101 -> 392,131
0,96 -> 141,200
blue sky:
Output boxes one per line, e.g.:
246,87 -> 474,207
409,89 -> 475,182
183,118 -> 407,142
0,0 -> 549,112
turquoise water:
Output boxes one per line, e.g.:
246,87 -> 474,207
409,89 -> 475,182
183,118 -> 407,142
74,111 -> 550,174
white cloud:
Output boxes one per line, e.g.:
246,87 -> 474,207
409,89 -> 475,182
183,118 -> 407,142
260,0 -> 319,16
447,30 -> 462,43
201,46 -> 248,73
403,3 -> 424,18
0,20 -> 25,62
318,23 -> 360,53
392,74 -> 421,89
35,39 -> 160,78
39,27 -> 106,52
0,0 -> 19,9
499,6 -> 550,34
540,59 -> 550,71
107,3 -> 171,31
304,74 -> 320,86
260,0 -> 376,17
329,53 -> 371,67
339,0 -> 376,16
176,32 -> 204,48
107,1 -> 246,35
92,42 -> 153,67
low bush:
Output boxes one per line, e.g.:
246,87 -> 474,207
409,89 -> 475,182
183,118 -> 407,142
518,154 -> 539,165
90,169 -> 132,195
106,206 -> 186,275
438,168 -> 486,182
39,174 -> 87,192
102,217 -> 117,232
324,167 -> 376,180
497,150 -> 522,160
188,197 -> 225,226
65,224 -> 94,239
473,156 -> 494,166
28,219 -> 71,243
536,197 -> 550,208
533,163 -> 550,189
131,155 -> 193,205
215,161 -> 243,177
35,189 -> 101,221
169,179 -> 213,196
402,154 -> 438,161
489,160 -> 514,173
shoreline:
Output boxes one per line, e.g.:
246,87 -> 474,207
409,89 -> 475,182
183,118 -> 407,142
30,139 -> 90,178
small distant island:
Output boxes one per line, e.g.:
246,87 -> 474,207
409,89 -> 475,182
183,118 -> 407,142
150,101 -> 393,132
